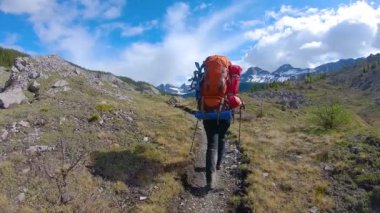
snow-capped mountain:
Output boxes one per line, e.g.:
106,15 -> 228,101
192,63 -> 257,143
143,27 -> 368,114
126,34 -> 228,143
157,83 -> 191,95
157,57 -> 363,95
240,67 -> 273,83
241,58 -> 362,84
273,64 -> 312,76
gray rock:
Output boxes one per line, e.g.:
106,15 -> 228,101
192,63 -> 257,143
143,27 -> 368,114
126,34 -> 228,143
126,116 -> 133,122
28,70 -> 40,79
16,193 -> 25,202
73,69 -> 81,75
52,80 -> 68,88
351,146 -> 361,154
18,120 -> 30,128
26,145 -> 55,154
324,164 -> 334,172
34,119 -> 46,126
0,129 -> 8,141
22,168 -> 30,174
309,206 -> 319,213
28,81 -> 40,93
0,87 -> 27,109
24,128 -> 41,144
62,86 -> 71,92
61,192 -> 71,204
10,122 -> 19,133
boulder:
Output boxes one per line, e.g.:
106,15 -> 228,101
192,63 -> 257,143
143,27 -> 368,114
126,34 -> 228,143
18,120 -> 30,128
28,81 -> 40,93
0,129 -> 8,141
52,80 -> 68,88
28,70 -> 40,79
16,193 -> 26,202
0,87 -> 27,109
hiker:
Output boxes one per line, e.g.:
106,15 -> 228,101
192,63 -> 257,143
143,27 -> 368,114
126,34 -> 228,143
191,55 -> 243,190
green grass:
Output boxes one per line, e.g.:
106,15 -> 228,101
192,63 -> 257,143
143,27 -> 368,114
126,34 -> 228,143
95,103 -> 114,112
88,113 -> 100,122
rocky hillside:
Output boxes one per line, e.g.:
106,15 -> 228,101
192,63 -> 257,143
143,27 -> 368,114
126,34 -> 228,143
0,55 -> 195,212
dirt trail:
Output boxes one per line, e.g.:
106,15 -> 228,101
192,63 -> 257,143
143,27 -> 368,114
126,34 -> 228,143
172,121 -> 245,213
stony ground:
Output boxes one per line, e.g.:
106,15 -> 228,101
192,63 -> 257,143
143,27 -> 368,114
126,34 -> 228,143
171,122 -> 245,213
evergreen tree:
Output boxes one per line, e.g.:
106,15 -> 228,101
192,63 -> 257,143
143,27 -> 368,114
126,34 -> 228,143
0,46 -> 28,67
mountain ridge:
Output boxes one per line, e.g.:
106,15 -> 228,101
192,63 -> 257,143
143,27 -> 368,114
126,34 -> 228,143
158,55 -> 373,95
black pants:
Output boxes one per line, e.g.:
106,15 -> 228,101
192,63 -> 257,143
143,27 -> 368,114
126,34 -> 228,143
203,119 -> 231,185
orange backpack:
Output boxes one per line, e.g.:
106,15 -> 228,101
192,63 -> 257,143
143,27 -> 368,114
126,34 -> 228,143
200,55 -> 231,112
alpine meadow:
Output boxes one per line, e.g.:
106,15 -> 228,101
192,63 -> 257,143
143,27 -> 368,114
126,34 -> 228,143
1,1 -> 380,213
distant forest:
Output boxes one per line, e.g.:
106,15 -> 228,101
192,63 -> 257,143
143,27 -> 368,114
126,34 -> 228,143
0,46 -> 28,67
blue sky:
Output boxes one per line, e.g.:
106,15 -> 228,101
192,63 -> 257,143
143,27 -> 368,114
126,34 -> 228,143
1,0 -> 380,85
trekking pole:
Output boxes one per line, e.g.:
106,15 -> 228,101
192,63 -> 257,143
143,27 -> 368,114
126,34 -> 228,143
238,107 -> 242,144
238,102 -> 245,144
189,119 -> 199,154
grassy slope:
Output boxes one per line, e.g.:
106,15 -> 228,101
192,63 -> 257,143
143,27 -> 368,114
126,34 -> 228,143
0,73 -> 195,212
229,73 -> 379,212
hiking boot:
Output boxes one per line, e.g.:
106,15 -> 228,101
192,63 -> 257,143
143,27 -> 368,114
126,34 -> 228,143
216,164 -> 221,170
206,172 -> 217,190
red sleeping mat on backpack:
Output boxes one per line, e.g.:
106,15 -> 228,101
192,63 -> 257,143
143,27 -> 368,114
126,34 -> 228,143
227,65 -> 242,95
226,65 -> 242,109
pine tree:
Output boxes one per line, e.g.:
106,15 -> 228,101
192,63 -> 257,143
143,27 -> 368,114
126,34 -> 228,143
0,46 -> 28,67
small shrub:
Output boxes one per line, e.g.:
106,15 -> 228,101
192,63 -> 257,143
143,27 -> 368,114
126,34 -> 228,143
96,103 -> 114,112
355,173 -> 380,186
316,150 -> 330,162
88,113 -> 100,122
305,75 -> 312,84
314,183 -> 328,203
229,196 -> 242,208
313,103 -> 352,129
113,181 -> 129,194
370,187 -> 380,208
370,63 -> 376,70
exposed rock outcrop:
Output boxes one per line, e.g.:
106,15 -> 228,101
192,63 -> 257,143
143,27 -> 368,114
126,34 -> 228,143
28,81 -> 40,93
0,87 -> 27,109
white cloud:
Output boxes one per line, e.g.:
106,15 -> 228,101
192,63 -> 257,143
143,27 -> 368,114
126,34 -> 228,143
78,0 -> 126,20
0,33 -> 25,52
98,20 -> 158,37
244,1 -> 380,71
95,2 -> 250,85
374,23 -> 380,48
0,0 -> 52,14
195,2 -> 212,11
1,0 -> 249,85
0,0 -> 127,66
300,41 -> 322,49
240,19 -> 262,28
